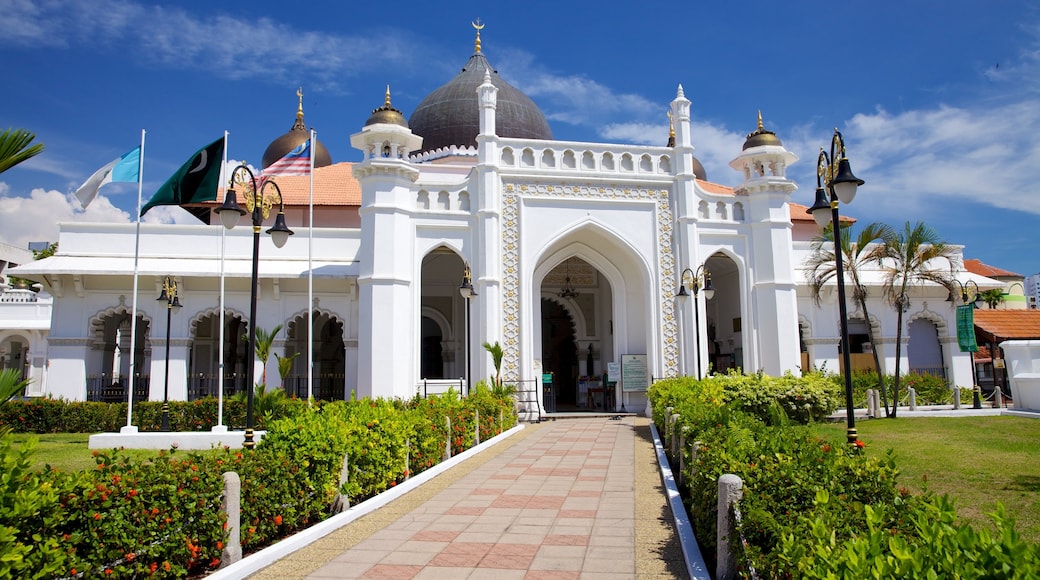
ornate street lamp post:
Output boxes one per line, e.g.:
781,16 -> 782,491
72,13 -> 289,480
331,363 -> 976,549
214,165 -> 294,448
156,276 -> 182,432
807,129 -> 865,446
676,265 -> 715,380
459,264 -> 478,397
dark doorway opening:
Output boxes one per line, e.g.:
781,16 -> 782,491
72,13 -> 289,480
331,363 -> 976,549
541,298 -> 578,407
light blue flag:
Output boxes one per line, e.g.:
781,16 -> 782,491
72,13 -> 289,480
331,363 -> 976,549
74,147 -> 141,208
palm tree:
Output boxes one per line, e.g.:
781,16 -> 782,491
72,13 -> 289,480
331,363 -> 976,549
243,324 -> 283,387
805,222 -> 894,415
0,369 -> 31,407
978,289 -> 1005,310
879,222 -> 957,418
482,341 -> 504,389
0,128 -> 45,175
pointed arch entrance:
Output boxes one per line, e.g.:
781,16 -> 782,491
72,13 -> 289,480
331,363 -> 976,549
284,311 -> 346,400
87,306 -> 151,402
420,247 -> 467,385
188,309 -> 248,400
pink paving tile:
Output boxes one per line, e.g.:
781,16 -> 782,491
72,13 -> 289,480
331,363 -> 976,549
543,535 -> 589,546
427,551 -> 484,567
478,553 -> 536,569
550,469 -> 581,477
523,569 -> 581,578
411,530 -> 460,542
439,542 -> 495,556
487,544 -> 540,557
470,488 -> 505,496
558,510 -> 596,518
527,496 -> 565,509
492,495 -> 532,508
360,564 -> 423,579
568,491 -> 602,497
445,506 -> 486,516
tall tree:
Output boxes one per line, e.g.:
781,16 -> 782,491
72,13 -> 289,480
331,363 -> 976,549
879,222 -> 957,418
0,128 -> 44,175
978,289 -> 1005,310
805,222 -> 895,415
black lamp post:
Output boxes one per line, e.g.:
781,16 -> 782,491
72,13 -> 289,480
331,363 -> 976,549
157,276 -> 182,432
807,129 -> 865,446
676,265 -> 715,380
214,164 -> 294,449
458,264 -> 477,396
950,279 -> 981,408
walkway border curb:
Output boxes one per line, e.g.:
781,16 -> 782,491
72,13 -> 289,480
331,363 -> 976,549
206,423 -> 527,579
649,422 -> 710,579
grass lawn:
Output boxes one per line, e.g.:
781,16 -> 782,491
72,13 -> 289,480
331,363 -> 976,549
8,433 -> 183,472
813,416 -> 1040,545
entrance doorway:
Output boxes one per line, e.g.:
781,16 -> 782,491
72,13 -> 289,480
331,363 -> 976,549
541,298 -> 578,406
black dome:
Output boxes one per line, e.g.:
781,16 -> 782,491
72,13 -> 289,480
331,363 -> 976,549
262,94 -> 332,169
409,52 -> 552,155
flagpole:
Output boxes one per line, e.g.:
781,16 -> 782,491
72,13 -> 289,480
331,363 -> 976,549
308,129 -> 315,404
122,129 -> 145,433
214,130 -> 229,432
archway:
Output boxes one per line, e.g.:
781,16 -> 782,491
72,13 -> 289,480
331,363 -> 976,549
540,297 -> 578,409
189,310 -> 249,400
420,247 -> 467,386
285,311 -> 346,400
87,307 -> 151,402
0,334 -> 29,381
908,318 -> 945,379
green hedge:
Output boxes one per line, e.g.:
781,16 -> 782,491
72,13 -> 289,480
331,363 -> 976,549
648,372 -> 1039,578
0,387 -> 518,578
0,397 -> 316,433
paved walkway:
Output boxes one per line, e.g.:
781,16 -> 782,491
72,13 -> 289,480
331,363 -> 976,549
250,416 -> 685,579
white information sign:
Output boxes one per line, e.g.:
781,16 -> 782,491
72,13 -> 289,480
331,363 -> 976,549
620,354 -> 648,392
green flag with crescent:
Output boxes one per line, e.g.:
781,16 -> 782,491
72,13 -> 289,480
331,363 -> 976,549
956,304 -> 978,352
141,137 -> 224,219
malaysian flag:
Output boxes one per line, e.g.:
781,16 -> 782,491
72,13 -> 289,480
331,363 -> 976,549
263,140 -> 311,177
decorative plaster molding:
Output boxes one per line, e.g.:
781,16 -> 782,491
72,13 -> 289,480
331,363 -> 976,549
499,182 -> 678,378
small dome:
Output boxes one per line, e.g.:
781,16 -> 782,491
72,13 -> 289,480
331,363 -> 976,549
742,111 -> 783,150
408,26 -> 552,155
365,86 -> 409,128
262,88 -> 333,169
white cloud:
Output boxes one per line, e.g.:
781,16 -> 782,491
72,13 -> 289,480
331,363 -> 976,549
0,188 -> 130,249
0,0 -> 422,90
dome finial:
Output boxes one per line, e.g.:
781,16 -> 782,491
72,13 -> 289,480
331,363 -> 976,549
472,18 -> 484,53
297,87 -> 304,119
385,85 -> 392,107
757,110 -> 763,131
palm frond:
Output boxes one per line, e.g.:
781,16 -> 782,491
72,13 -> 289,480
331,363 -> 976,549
0,128 -> 45,174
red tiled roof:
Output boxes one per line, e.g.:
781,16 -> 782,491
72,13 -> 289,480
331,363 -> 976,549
697,179 -> 734,195
973,309 -> 1040,342
199,163 -> 360,209
964,258 -> 1020,278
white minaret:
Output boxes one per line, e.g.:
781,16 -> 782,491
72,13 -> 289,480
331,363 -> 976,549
729,112 -> 802,375
351,88 -> 424,398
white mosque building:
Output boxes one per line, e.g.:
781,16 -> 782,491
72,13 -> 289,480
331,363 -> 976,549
13,28 -> 991,415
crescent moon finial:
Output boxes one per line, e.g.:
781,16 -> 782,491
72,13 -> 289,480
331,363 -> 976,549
472,18 -> 484,52
297,87 -> 304,118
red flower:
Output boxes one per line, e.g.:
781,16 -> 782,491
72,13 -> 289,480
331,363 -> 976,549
274,515 -> 283,525
93,513 -> 101,521
163,561 -> 171,572
854,440 -> 866,448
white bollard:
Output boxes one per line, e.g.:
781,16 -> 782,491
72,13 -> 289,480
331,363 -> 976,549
866,389 -> 876,418
908,387 -> 917,411
717,474 -> 744,580
953,386 -> 961,410
220,472 -> 242,566
994,386 -> 1004,408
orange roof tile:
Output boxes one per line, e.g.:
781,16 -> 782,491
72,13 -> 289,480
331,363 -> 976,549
697,179 -> 734,195
197,162 -> 360,210
973,309 -> 1040,342
964,259 -> 1021,278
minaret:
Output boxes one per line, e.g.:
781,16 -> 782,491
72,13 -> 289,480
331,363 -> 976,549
351,87 -> 423,398
729,112 -> 801,374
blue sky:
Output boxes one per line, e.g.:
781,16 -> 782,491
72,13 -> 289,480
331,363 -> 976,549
2,0 -> 1039,276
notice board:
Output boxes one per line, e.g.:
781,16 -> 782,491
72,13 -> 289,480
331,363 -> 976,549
620,354 -> 648,392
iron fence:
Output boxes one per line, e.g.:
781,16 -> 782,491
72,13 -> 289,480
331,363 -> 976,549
86,375 -> 150,403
